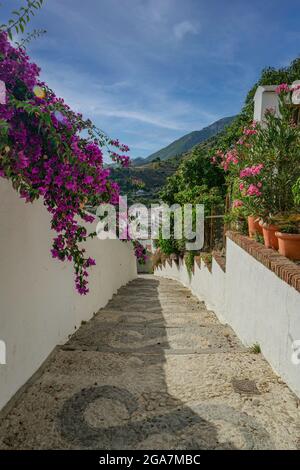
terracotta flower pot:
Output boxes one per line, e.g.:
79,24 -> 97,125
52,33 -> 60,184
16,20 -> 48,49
247,216 -> 262,237
275,232 -> 300,260
259,221 -> 279,250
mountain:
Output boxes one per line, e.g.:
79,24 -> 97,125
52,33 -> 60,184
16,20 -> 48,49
110,115 -> 236,206
133,116 -> 235,166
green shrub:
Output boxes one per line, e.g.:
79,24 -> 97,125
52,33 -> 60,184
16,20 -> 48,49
185,251 -> 197,275
249,343 -> 261,354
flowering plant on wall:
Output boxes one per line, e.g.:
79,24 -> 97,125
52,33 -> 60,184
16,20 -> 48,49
133,241 -> 148,265
212,84 -> 300,222
211,124 -> 262,218
0,31 -> 136,295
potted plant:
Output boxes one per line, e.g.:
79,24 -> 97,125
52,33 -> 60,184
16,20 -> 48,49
259,217 -> 280,250
229,198 -> 262,237
275,221 -> 300,260
212,85 -> 300,250
248,215 -> 263,238
248,87 -> 300,250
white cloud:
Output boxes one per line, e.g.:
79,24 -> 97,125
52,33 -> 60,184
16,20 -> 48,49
92,108 -> 186,130
36,59 -> 218,133
173,20 -> 199,40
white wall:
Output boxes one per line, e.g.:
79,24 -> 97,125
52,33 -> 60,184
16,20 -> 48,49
0,180 -> 137,410
253,85 -> 279,123
155,240 -> 300,398
156,258 -> 226,323
225,239 -> 300,396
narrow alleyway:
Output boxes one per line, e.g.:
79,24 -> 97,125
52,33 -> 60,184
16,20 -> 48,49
0,275 -> 299,449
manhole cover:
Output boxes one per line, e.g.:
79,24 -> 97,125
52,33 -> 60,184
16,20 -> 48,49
231,378 -> 260,395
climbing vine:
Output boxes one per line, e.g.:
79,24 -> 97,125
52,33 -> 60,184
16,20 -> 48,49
0,31 -> 138,294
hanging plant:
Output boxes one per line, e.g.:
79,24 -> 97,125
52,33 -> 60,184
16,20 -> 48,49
0,31 -> 141,294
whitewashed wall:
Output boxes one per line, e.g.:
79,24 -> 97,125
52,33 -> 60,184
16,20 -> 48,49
0,180 -> 137,411
253,85 -> 279,123
158,258 -> 226,323
155,241 -> 300,398
225,239 -> 300,397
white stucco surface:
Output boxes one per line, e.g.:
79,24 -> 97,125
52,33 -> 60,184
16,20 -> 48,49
155,240 -> 300,397
253,85 -> 279,123
225,239 -> 300,396
0,180 -> 137,410
156,257 -> 226,323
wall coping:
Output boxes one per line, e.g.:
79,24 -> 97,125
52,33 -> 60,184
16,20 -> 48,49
227,231 -> 300,294
156,252 -> 225,274
212,251 -> 226,272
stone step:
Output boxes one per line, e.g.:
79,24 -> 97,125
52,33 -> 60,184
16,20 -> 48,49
66,321 -> 242,355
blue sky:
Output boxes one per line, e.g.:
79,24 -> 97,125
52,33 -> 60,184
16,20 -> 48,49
1,0 -> 300,160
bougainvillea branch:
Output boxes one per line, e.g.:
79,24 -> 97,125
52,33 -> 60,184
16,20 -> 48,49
133,241 -> 148,265
0,31 -> 140,294
15,29 -> 47,49
0,0 -> 44,39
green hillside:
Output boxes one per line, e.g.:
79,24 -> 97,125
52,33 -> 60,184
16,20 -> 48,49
134,116 -> 235,166
110,155 -> 183,205
111,115 -> 236,205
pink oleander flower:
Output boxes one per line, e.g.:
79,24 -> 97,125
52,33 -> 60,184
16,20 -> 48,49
275,83 -> 290,94
226,151 -> 239,164
211,149 -> 224,166
247,184 -> 261,197
240,164 -> 264,178
232,199 -> 243,208
243,128 -> 257,136
221,150 -> 239,171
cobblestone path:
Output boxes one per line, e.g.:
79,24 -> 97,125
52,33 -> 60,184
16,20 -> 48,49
0,275 -> 299,449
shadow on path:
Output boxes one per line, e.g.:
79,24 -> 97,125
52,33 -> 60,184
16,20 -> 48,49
57,276 -> 273,450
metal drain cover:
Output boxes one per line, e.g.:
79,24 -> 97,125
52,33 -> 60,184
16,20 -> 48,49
231,378 -> 260,395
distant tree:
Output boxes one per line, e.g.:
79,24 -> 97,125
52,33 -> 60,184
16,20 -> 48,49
160,146 -> 225,206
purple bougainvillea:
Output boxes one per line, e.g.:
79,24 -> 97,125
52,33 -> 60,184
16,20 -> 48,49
0,31 -> 138,294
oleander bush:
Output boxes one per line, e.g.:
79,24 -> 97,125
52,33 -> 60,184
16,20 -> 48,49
212,84 -> 300,223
